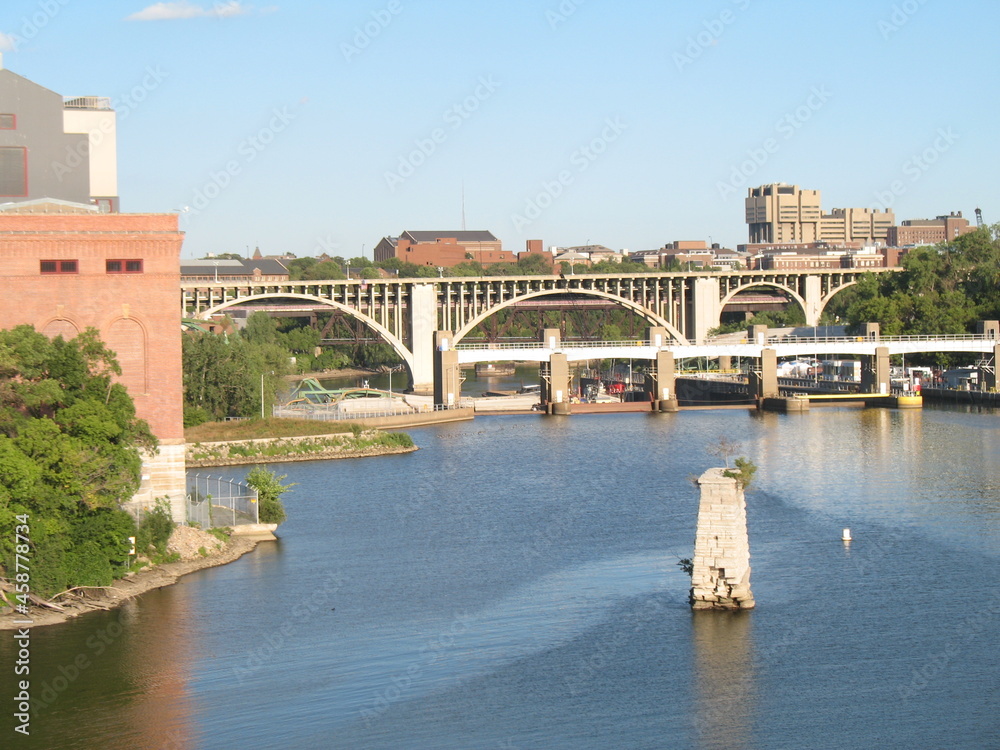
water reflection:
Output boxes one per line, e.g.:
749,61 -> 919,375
691,611 -> 755,750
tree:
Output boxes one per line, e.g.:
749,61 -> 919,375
246,466 -> 293,525
0,326 -> 155,597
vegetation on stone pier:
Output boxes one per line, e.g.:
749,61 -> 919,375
0,326 -> 156,598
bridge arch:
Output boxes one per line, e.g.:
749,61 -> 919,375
195,293 -> 415,375
719,282 -> 808,321
819,278 -> 860,319
452,288 -> 687,344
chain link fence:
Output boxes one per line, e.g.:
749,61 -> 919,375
186,474 -> 259,528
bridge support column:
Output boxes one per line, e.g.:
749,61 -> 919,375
690,468 -> 754,610
544,352 -> 571,415
433,331 -> 461,407
646,327 -> 677,411
804,275 -> 822,327
692,277 -> 723,344
751,348 -> 778,401
977,322 -> 1000,391
861,346 -> 890,394
409,282 -> 438,394
718,355 -> 732,373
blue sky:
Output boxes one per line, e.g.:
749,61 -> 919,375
3,0 -> 998,259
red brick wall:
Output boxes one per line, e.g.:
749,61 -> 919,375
0,210 -> 185,442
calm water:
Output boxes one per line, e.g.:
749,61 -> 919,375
3,405 -> 1000,749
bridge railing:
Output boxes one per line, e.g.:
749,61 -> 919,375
273,401 -> 473,421
455,333 -> 998,350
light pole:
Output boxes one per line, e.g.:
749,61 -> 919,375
260,371 -> 265,419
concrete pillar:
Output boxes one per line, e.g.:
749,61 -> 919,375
690,468 -> 754,610
692,277 -> 723,344
982,343 -> 1000,391
861,346 -> 890,394
718,355 -> 732,372
750,348 -> 778,399
546,352 -> 571,414
653,350 -> 678,412
647,326 -> 668,348
542,327 -> 561,350
977,320 -> 1000,338
433,330 -> 461,407
409,282 -> 437,393
862,322 -> 880,341
748,324 -> 768,345
803,275 -> 822,327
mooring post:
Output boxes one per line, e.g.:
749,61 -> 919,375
690,468 -> 754,610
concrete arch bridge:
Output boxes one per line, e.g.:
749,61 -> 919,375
183,269 -> 881,392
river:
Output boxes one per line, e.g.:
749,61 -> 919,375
3,404 -> 1000,749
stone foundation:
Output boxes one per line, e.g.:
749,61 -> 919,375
124,441 -> 188,523
690,467 -> 755,610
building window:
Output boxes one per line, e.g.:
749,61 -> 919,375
106,259 -> 144,274
40,260 -> 78,274
0,114 -> 14,129
0,146 -> 27,196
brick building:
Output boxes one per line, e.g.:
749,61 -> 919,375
0,199 -> 187,518
887,212 -> 976,246
373,230 -> 514,268
0,62 -> 187,520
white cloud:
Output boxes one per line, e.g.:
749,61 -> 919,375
0,32 -> 19,51
126,2 -> 259,21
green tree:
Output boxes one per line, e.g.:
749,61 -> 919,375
246,466 -> 293,525
0,326 -> 154,597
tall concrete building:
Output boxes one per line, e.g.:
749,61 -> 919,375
0,54 -> 119,212
746,184 -> 894,245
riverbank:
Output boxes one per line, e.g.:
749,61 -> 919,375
186,429 -> 417,467
0,530 -> 271,631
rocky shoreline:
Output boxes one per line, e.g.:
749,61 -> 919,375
0,533 -> 270,631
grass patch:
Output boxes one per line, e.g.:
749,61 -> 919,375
185,417 -> 361,443
187,430 -> 415,462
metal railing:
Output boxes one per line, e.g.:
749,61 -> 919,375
273,401 -> 473,421
186,474 -> 258,528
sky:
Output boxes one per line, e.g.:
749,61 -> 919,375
2,0 -> 998,259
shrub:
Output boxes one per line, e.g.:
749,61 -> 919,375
136,499 -> 175,556
246,466 -> 293,525
184,406 -> 212,428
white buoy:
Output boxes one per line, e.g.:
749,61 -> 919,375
841,528 -> 852,542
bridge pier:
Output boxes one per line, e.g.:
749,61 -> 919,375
540,328 -> 572,414
861,346 -> 890,394
433,331 -> 462,407
690,468 -> 755,610
977,321 -> 1000,390
646,327 -> 678,412
410,283 -> 438,394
